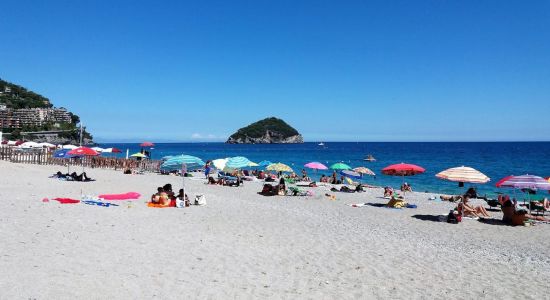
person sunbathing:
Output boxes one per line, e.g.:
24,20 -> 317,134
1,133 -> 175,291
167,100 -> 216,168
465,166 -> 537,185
207,176 -> 217,185
384,187 -> 394,197
275,178 -> 286,195
386,193 -> 407,208
151,187 -> 163,204
440,194 -> 462,202
458,196 -> 490,218
70,172 -> 92,181
400,183 -> 412,192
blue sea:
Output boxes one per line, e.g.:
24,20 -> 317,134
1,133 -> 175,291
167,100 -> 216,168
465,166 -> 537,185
97,142 -> 550,197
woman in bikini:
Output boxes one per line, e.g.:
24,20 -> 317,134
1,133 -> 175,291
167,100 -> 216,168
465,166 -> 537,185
458,196 -> 490,218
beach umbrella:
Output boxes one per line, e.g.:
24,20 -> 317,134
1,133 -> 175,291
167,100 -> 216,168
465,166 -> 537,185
161,155 -> 174,161
38,142 -> 55,148
53,149 -> 77,158
102,147 -> 122,153
267,163 -> 293,173
68,147 -> 100,156
353,167 -> 376,176
258,160 -> 272,167
546,177 -> 550,183
226,156 -> 252,169
340,170 -> 362,180
91,147 -> 104,152
496,175 -> 550,190
304,162 -> 328,170
330,162 -> 352,170
7,140 -> 17,146
382,163 -> 425,176
161,155 -> 205,171
15,140 -> 24,146
19,141 -> 40,149
382,163 -> 425,190
248,161 -> 259,167
140,142 -> 155,147
496,174 -> 550,211
130,152 -> 148,158
62,144 -> 78,150
436,166 -> 490,184
212,158 -> 229,170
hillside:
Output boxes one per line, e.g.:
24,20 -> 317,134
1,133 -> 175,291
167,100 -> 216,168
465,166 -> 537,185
0,78 -> 93,143
226,117 -> 303,144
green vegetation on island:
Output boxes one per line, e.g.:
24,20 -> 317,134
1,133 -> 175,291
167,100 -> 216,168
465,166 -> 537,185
227,117 -> 303,144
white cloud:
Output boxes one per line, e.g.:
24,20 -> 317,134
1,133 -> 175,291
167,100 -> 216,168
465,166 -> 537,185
191,133 -> 218,140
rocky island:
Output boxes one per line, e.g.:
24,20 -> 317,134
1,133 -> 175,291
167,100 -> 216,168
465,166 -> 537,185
226,117 -> 304,144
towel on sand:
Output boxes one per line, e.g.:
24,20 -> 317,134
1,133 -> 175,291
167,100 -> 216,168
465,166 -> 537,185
147,200 -> 176,208
98,192 -> 141,200
52,198 -> 80,204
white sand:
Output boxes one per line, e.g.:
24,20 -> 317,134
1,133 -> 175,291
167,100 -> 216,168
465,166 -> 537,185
1,160 -> 550,299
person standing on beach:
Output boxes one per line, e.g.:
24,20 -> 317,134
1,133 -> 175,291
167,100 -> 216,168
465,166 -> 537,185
204,161 -> 211,179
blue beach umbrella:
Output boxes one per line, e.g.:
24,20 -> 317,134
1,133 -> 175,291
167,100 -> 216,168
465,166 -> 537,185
161,155 -> 205,171
226,156 -> 252,169
53,149 -> 77,158
258,160 -> 272,167
340,170 -> 363,180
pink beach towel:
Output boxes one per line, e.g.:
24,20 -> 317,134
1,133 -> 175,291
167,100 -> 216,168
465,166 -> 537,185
98,192 -> 141,200
52,198 -> 81,204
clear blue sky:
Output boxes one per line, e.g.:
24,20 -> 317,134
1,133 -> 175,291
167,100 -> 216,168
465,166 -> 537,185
1,0 -> 549,142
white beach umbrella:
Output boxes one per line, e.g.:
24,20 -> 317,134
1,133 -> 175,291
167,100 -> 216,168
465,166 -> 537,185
62,145 -> 78,150
7,140 -> 17,146
212,158 -> 229,170
19,142 -> 40,149
38,142 -> 56,148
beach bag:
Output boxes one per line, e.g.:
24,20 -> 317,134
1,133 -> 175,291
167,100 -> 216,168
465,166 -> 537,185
195,194 -> 206,206
447,210 -> 459,224
175,198 -> 185,208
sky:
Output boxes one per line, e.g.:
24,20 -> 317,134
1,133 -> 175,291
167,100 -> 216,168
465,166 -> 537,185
0,0 -> 549,142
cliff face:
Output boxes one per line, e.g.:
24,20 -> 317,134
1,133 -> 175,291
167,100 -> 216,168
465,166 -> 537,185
227,130 -> 304,144
226,117 -> 304,144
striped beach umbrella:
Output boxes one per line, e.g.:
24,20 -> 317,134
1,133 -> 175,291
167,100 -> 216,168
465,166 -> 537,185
340,170 -> 362,179
330,162 -> 352,170
225,156 -> 252,169
436,166 -> 490,184
353,167 -> 376,176
267,163 -> 294,172
496,174 -> 550,190
161,155 -> 205,171
258,160 -> 272,167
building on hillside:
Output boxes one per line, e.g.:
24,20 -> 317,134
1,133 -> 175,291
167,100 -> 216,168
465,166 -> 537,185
4,108 -> 72,128
0,107 -> 21,129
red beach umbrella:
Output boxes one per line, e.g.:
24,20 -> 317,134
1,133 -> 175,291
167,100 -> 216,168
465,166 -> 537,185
111,147 -> 122,153
140,142 -> 155,147
15,140 -> 24,146
382,163 -> 425,191
68,147 -> 100,156
382,163 -> 425,176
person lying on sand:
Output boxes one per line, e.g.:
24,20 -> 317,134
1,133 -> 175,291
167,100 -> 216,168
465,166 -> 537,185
440,195 -> 462,202
70,172 -> 92,181
457,196 -> 490,218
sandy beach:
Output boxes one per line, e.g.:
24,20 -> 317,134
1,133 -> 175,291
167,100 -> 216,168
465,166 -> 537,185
1,160 -> 550,299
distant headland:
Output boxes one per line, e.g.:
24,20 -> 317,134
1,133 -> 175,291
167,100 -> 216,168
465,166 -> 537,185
226,117 -> 304,144
0,78 -> 92,144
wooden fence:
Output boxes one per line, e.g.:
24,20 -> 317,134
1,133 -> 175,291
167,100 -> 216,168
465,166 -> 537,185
0,146 -> 161,172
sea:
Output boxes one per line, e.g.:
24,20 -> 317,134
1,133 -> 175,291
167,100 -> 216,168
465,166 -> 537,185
97,142 -> 550,197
